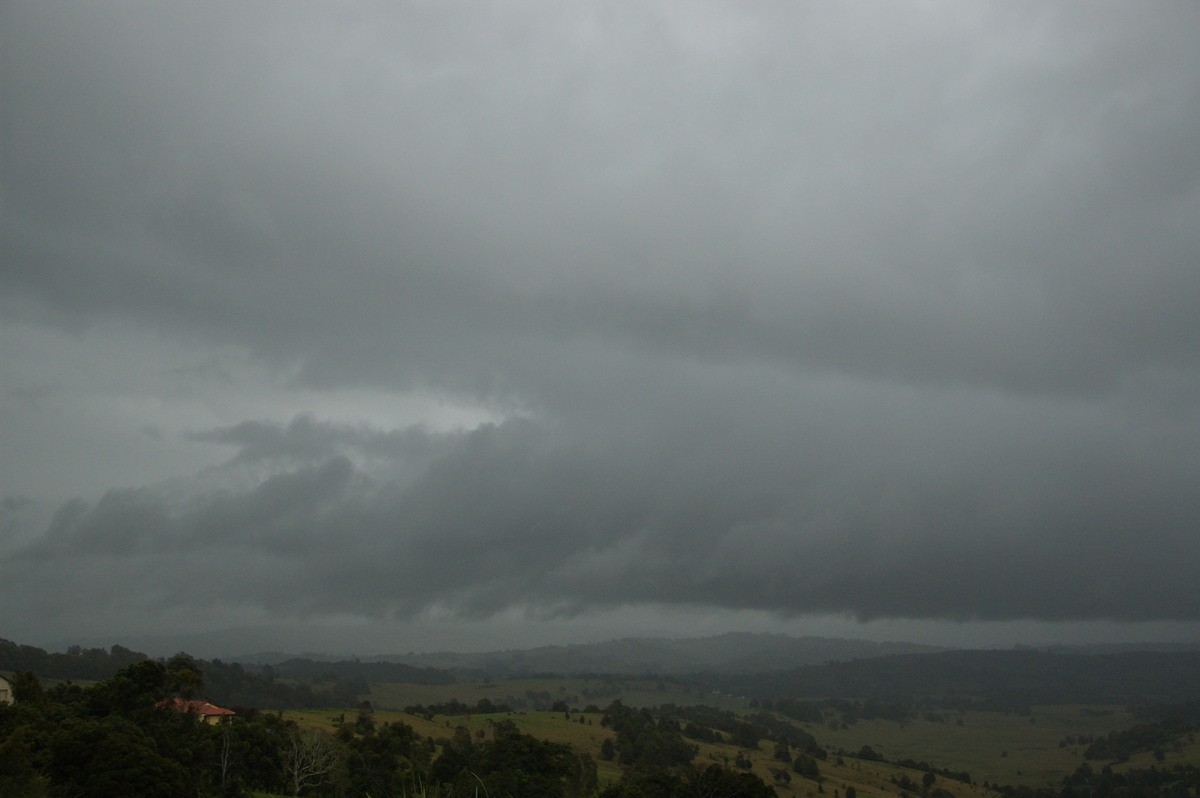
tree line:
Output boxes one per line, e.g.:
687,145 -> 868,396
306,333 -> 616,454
0,638 -> 396,710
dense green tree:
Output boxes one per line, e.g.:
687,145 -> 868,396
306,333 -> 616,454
429,725 -> 478,787
354,699 -> 376,734
856,744 -> 883,762
341,720 -> 430,798
0,726 -> 51,798
688,763 -> 777,797
728,720 -> 760,749
565,751 -> 600,798
8,670 -> 45,705
602,700 -> 697,773
474,719 -> 578,798
429,718 -> 587,798
86,659 -> 172,719
794,752 -> 822,781
48,715 -> 191,798
219,714 -> 289,795
167,653 -> 205,700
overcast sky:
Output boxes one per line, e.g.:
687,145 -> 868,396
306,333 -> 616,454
3,1 -> 1200,657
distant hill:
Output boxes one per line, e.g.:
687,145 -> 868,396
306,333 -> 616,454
1035,641 -> 1200,656
268,656 -> 455,685
723,648 -> 1200,705
366,633 -> 946,677
0,637 -> 456,709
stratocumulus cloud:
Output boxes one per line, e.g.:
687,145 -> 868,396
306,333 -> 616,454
2,0 -> 1199,651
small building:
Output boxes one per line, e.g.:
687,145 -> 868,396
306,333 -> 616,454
158,697 -> 236,724
0,674 -> 11,705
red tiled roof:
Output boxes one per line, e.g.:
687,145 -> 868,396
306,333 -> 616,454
158,697 -> 236,717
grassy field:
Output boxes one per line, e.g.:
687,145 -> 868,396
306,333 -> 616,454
251,711 -> 1003,798
281,707 -> 624,785
796,705 -> 1139,787
1119,732 -> 1200,773
270,677 -> 1200,796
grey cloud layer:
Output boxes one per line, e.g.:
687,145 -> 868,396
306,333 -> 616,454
4,403 -> 1197,636
7,1 -> 1198,395
2,1 -> 1200,639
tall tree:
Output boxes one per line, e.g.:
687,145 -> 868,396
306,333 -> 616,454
283,730 -> 341,797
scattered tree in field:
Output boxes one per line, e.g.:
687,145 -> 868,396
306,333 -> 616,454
354,699 -> 376,734
794,752 -> 822,781
856,744 -> 883,762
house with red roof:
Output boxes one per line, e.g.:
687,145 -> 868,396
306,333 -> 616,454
158,697 -> 236,724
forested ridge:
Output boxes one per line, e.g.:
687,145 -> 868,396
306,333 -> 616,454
0,638 -> 149,680
0,638 -> 452,710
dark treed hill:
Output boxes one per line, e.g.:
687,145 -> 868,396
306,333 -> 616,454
1038,642 -> 1200,655
724,649 -> 1200,706
372,633 -> 945,677
268,656 -> 455,685
0,638 -> 148,680
0,638 -> 452,709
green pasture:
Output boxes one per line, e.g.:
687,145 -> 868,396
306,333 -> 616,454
796,705 -> 1138,787
281,705 -> 1000,796
1117,729 -> 1200,772
280,707 -> 625,785
684,729 -> 995,798
271,688 -> 1199,795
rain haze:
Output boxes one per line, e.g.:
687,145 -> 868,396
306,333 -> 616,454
3,1 -> 1200,657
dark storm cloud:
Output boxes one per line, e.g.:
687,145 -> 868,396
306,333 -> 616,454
4,406 -> 1198,632
2,1 -> 1200,642
6,0 -> 1198,397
